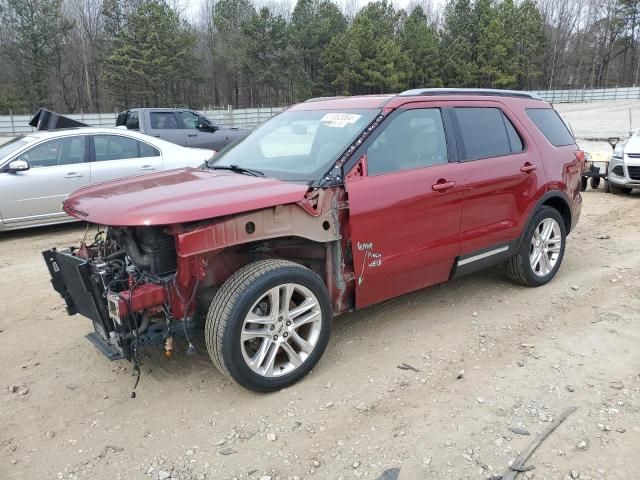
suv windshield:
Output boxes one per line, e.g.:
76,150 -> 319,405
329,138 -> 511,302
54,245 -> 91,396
210,108 -> 380,181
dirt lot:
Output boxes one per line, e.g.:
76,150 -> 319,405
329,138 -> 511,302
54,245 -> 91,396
1,186 -> 640,480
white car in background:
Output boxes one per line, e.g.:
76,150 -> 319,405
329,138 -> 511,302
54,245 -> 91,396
608,129 -> 640,194
0,128 -> 214,231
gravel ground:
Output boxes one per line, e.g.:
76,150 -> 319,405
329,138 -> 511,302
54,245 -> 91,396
1,187 -> 640,480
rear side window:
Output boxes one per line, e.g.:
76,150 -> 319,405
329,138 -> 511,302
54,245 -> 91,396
150,112 -> 179,129
526,108 -> 575,146
454,107 -> 523,161
93,135 -> 159,161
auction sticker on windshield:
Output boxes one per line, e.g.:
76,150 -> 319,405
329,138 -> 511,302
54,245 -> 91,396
321,113 -> 362,128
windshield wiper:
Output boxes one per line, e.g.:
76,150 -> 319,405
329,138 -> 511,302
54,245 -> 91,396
210,164 -> 264,177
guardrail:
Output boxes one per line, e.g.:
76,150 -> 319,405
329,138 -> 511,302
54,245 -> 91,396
0,107 -> 284,136
530,86 -> 640,103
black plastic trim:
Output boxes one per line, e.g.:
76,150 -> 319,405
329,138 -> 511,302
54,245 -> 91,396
450,240 -> 517,279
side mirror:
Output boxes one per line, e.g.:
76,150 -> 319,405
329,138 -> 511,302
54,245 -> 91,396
6,159 -> 30,173
198,118 -> 216,132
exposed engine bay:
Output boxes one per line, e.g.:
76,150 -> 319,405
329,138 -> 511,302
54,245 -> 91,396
42,226 -> 198,368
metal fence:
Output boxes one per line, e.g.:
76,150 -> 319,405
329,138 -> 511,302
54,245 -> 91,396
2,87 -> 640,135
530,86 -> 640,103
0,106 -> 284,136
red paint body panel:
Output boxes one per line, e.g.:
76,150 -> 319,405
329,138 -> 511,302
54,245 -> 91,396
346,161 -> 466,308
447,99 -> 549,255
62,168 -> 308,226
117,283 -> 167,316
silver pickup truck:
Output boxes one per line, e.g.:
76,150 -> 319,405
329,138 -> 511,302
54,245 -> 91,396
116,108 -> 246,151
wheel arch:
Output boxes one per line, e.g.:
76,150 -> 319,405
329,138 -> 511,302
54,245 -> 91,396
535,190 -> 572,235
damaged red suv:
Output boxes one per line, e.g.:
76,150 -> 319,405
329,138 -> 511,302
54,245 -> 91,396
44,89 -> 584,392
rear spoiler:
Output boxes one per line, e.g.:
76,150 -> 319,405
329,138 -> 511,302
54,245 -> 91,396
29,108 -> 89,131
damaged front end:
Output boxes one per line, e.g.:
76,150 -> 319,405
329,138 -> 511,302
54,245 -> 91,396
42,226 -> 198,361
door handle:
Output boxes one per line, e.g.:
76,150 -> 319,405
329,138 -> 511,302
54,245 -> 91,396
140,165 -> 156,171
520,163 -> 537,173
432,179 -> 455,192
65,172 -> 83,178
187,134 -> 197,137
152,135 -> 161,138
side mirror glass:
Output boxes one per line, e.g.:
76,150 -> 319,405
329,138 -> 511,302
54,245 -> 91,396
7,159 -> 30,172
198,118 -> 216,131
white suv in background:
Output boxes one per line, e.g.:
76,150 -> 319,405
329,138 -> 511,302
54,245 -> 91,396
608,129 -> 640,194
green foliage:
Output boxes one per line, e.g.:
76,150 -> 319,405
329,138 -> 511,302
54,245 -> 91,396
441,0 -> 476,87
102,0 -> 196,108
4,0 -> 637,114
401,7 -> 442,88
290,0 -> 347,95
0,0 -> 73,111
318,1 -> 411,95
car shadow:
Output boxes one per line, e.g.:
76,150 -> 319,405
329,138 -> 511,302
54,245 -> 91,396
0,221 -> 86,243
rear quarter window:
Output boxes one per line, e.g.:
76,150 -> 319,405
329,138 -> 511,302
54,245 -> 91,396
454,107 -> 524,161
526,108 -> 575,147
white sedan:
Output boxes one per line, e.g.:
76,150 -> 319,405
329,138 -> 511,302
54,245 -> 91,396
0,128 -> 214,231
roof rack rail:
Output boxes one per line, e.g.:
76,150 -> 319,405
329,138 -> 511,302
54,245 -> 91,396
398,88 -> 543,100
304,96 -> 348,103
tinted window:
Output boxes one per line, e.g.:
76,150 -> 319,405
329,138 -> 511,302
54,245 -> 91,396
504,114 -> 524,152
455,107 -> 523,161
180,111 -> 199,129
367,109 -> 448,175
93,135 -> 159,161
17,136 -> 85,167
139,141 -> 160,157
150,112 -> 179,129
526,108 -> 575,146
126,111 -> 139,130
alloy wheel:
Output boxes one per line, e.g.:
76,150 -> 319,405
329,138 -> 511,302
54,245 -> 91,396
529,217 -> 562,277
240,283 -> 322,377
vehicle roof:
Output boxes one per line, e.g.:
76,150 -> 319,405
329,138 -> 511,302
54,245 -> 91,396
289,88 -> 547,111
18,127 -> 198,151
120,107 -> 195,112
22,127 -> 163,141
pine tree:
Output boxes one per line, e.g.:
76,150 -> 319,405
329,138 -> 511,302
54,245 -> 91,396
401,6 -> 442,88
102,0 -> 196,107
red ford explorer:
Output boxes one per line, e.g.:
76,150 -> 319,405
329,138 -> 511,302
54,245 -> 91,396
44,89 -> 584,392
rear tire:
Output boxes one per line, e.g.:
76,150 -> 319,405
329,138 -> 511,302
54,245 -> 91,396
604,180 -> 611,193
504,207 -> 566,287
589,176 -> 600,190
205,259 -> 332,392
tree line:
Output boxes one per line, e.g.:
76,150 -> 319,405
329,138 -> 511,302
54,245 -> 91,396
0,0 -> 639,114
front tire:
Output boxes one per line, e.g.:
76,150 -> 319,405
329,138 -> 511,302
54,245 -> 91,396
205,260 -> 332,392
609,182 -> 632,195
504,207 -> 566,287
